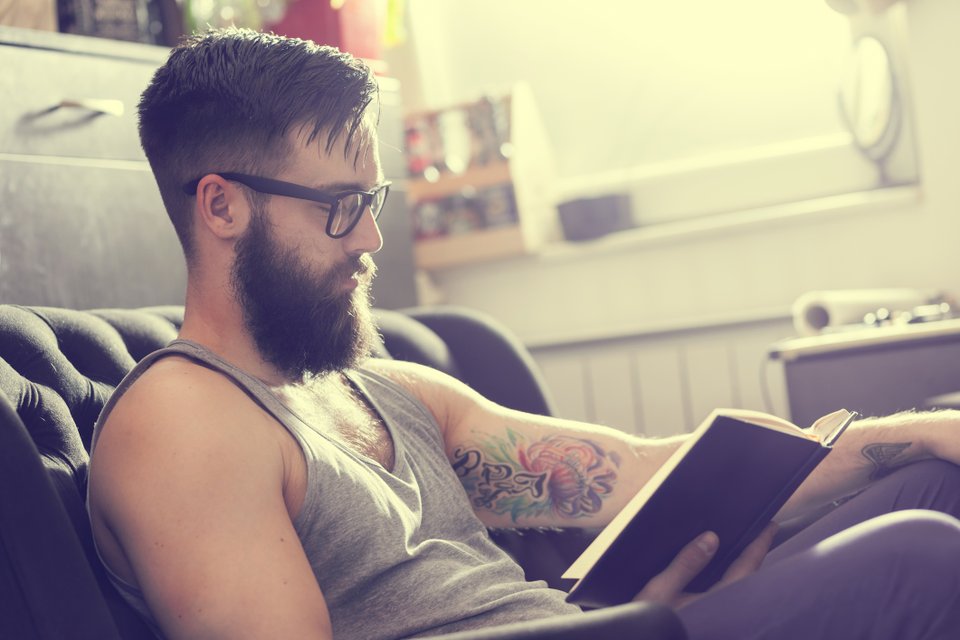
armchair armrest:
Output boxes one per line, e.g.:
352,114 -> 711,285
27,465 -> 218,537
421,602 -> 687,640
401,305 -> 556,417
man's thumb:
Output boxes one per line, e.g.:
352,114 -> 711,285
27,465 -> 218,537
668,531 -> 718,587
637,531 -> 719,604
679,531 -> 719,574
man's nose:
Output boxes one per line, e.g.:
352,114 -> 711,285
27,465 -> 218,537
343,206 -> 383,256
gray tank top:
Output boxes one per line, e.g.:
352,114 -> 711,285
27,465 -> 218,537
88,340 -> 579,639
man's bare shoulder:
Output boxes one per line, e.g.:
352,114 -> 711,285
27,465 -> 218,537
94,354 -> 284,480
362,357 -> 466,399
118,353 -> 247,409
363,356 -> 444,386
113,354 -> 245,416
90,356 -> 328,638
361,358 -> 489,437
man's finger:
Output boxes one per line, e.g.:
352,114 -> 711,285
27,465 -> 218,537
718,521 -> 779,586
636,531 -> 718,605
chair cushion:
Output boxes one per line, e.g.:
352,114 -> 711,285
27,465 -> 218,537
0,304 -> 185,639
0,305 -> 183,537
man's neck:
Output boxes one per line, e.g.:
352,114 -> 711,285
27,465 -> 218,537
178,288 -> 294,386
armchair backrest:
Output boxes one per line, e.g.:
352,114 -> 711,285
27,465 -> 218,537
0,305 -> 184,639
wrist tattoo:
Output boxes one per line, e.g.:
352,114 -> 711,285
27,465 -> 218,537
452,428 -> 620,523
862,442 -> 912,480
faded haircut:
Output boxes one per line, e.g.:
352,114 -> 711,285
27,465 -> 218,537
137,27 -> 379,261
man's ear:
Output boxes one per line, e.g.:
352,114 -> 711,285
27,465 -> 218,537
194,174 -> 251,240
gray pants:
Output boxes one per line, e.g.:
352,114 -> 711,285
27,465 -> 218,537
678,460 -> 960,639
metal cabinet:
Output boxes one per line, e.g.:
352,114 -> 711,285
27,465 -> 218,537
0,27 -> 185,308
769,320 -> 960,426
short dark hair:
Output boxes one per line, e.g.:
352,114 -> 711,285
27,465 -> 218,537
138,27 -> 379,260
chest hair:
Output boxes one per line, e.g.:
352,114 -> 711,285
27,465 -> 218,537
274,374 -> 395,471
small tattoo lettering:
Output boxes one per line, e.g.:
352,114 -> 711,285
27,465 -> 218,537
453,447 -> 546,508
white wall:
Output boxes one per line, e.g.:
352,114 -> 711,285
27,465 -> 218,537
399,0 -> 960,344
399,1 -> 851,180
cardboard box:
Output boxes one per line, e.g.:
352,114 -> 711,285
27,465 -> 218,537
0,0 -> 57,30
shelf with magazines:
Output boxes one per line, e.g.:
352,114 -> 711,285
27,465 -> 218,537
404,83 -> 559,270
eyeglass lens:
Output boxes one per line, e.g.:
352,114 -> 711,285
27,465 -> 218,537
330,188 -> 388,236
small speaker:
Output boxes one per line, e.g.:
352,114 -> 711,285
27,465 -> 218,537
558,193 -> 634,242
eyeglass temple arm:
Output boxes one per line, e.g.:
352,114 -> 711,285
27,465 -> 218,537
182,178 -> 201,195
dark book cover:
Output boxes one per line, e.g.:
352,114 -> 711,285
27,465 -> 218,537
565,410 -> 855,608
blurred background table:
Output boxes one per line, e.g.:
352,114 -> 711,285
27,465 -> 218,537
769,318 -> 960,425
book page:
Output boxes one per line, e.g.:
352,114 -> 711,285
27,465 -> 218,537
721,408 -> 853,442
810,409 -> 857,445
719,408 -> 817,439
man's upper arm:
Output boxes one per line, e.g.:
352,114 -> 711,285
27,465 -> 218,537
366,358 -> 684,530
89,361 -> 332,639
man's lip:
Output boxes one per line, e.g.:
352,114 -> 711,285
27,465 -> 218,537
344,270 -> 365,290
341,258 -> 372,290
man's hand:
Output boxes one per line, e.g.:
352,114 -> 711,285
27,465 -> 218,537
914,410 -> 960,468
634,522 -> 779,609
781,410 -> 960,521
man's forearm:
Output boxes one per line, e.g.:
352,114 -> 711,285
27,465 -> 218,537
779,409 -> 960,520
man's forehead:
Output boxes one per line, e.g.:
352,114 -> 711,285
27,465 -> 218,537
290,117 -> 378,154
287,121 -> 382,184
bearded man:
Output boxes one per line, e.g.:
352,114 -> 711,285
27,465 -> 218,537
87,28 -> 960,640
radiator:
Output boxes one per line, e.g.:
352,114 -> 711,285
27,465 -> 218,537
528,315 -> 794,436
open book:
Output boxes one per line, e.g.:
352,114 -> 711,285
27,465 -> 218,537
563,408 -> 858,608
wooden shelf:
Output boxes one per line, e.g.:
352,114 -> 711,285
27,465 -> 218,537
407,161 -> 512,201
406,83 -> 558,271
413,226 -> 528,270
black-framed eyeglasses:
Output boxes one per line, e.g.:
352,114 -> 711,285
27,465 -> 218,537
182,172 -> 391,239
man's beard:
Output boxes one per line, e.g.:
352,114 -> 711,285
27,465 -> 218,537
231,209 -> 380,381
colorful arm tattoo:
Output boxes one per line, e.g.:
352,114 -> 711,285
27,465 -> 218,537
451,428 -> 621,524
